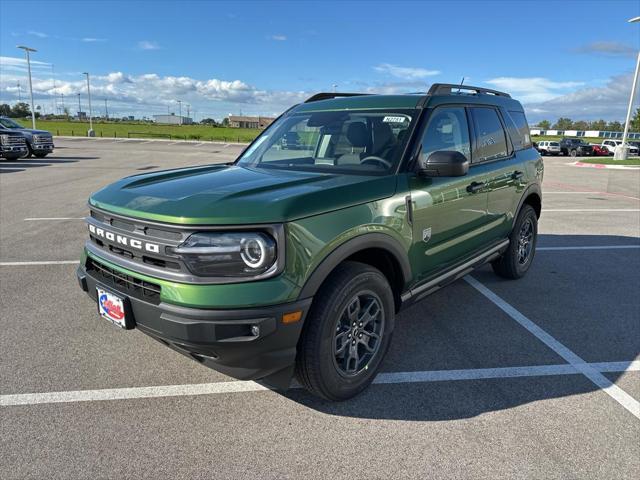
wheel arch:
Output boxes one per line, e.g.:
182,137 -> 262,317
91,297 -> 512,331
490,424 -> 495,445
297,233 -> 412,312
515,184 -> 542,224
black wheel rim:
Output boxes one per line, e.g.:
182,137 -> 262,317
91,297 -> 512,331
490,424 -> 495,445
517,218 -> 534,265
332,291 -> 385,378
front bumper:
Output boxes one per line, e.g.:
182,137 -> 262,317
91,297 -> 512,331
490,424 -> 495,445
1,145 -> 27,154
77,261 -> 312,388
31,143 -> 54,153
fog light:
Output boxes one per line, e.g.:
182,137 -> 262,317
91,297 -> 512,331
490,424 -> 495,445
251,325 -> 260,337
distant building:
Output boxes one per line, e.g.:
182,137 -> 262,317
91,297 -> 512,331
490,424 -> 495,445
228,115 -> 275,129
153,114 -> 193,125
77,111 -> 87,120
530,128 -> 640,140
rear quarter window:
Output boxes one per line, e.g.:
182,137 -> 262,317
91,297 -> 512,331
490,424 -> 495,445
506,110 -> 532,150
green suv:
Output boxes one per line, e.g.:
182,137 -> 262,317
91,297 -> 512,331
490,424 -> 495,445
77,83 -> 543,400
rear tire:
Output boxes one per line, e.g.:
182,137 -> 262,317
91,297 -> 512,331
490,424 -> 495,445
570,149 -> 577,157
492,204 -> 538,280
295,261 -> 395,401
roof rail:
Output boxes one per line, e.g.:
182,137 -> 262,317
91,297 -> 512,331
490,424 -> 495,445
304,92 -> 370,103
427,83 -> 511,98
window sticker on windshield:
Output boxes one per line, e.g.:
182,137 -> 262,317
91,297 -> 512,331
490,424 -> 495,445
383,116 -> 408,123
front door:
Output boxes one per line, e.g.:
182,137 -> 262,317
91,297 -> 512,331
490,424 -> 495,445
407,106 -> 493,284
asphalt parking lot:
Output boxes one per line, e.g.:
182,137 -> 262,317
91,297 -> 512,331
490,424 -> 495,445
1,138 -> 639,479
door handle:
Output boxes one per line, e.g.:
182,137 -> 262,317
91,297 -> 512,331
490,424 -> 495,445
466,181 -> 485,194
512,170 -> 524,180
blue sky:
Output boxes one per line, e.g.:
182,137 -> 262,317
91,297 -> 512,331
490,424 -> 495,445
1,0 -> 639,122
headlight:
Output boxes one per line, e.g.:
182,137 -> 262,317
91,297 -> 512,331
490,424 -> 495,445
0,135 -> 9,143
169,232 -> 277,277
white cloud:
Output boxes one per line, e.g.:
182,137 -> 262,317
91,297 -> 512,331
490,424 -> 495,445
485,77 -> 585,103
374,63 -> 441,80
82,37 -> 107,43
0,59 -> 309,118
269,34 -> 287,41
137,40 -> 160,50
523,73 -> 634,121
27,30 -> 48,38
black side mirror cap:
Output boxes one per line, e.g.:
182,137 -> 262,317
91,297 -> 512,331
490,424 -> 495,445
417,150 -> 469,177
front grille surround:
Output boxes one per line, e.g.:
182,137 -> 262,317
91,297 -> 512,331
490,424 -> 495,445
3,135 -> 26,146
86,206 -> 286,284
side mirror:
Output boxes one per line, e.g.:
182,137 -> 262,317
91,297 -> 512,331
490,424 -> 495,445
418,150 -> 469,177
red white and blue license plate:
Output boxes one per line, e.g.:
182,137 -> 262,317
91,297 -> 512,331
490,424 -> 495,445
97,287 -> 127,328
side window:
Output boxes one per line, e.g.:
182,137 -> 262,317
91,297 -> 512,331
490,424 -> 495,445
420,106 -> 471,162
507,110 -> 532,150
470,107 -> 509,162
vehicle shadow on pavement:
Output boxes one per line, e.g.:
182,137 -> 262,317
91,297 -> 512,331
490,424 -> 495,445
0,158 -> 83,173
278,234 -> 639,420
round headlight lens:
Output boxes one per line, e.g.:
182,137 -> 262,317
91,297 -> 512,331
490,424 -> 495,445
240,237 -> 267,268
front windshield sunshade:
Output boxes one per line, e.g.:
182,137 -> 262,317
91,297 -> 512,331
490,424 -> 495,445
237,110 -> 416,174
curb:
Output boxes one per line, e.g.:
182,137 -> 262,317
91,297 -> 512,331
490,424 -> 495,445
571,161 -> 640,170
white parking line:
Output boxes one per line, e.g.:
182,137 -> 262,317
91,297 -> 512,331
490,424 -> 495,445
543,209 -> 640,212
537,245 -> 640,251
465,276 -> 640,420
0,261 -> 78,266
1,361 -> 638,407
24,217 -> 85,221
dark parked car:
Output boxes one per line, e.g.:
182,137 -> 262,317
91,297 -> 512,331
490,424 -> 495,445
0,117 -> 54,158
559,138 -> 593,157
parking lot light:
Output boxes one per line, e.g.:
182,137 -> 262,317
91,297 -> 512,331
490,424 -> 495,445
616,16 -> 640,160
83,72 -> 95,137
16,45 -> 37,129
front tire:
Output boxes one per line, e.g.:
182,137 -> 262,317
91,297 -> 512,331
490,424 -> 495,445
492,204 -> 538,279
295,261 -> 395,401
34,152 -> 48,158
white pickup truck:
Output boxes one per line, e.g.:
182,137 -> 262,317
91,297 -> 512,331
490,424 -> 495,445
601,140 -> 639,156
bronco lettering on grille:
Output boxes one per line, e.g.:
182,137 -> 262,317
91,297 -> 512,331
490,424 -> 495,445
89,223 -> 160,253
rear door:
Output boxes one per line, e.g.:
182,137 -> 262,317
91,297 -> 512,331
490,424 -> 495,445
475,107 -> 530,239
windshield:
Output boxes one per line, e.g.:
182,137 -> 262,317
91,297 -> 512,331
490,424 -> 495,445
237,109 -> 417,174
0,118 -> 23,129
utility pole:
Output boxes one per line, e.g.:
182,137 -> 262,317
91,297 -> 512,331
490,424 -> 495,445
616,15 -> 640,160
83,73 -> 94,136
61,93 -> 65,117
177,100 -> 182,125
186,104 -> 190,122
52,63 -> 57,115
77,93 -> 82,119
17,81 -> 21,102
17,45 -> 37,129
104,99 -> 109,119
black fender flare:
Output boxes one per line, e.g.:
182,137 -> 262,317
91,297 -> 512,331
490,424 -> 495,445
513,183 -> 542,227
297,233 -> 412,300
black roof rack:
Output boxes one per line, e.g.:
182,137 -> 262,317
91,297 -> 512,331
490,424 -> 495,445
304,92 -> 370,103
427,83 -> 511,98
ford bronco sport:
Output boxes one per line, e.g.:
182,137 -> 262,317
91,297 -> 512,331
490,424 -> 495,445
77,84 -> 543,400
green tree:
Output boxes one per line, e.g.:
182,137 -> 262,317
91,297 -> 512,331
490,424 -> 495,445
200,118 -> 219,126
589,119 -> 607,131
552,117 -> 573,130
573,120 -> 588,130
630,107 -> 640,133
10,102 -> 31,117
0,104 -> 11,116
221,117 -> 230,127
606,121 -> 623,132
537,119 -> 551,129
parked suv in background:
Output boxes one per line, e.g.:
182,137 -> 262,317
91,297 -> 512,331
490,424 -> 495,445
77,84 -> 543,400
559,138 -> 593,157
0,130 -> 28,160
536,140 -> 561,156
602,139 -> 639,156
0,117 -> 54,158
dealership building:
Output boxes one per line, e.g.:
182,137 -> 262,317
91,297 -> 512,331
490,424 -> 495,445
227,115 -> 275,129
530,128 -> 640,140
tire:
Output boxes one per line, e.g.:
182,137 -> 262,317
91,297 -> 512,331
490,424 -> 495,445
492,204 -> 538,280
570,149 -> 577,157
540,150 -> 547,156
34,153 -> 48,158
26,145 -> 34,158
295,261 -> 395,401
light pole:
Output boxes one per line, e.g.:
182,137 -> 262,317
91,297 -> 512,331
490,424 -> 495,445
17,81 -> 21,102
104,99 -> 109,119
83,72 -> 94,136
17,45 -> 37,129
177,100 -> 182,125
616,16 -> 640,160
77,93 -> 82,119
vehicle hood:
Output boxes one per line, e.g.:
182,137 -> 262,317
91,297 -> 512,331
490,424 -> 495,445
17,128 -> 51,136
89,164 -> 397,225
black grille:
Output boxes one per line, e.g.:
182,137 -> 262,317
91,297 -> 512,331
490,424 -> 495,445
87,257 -> 161,304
